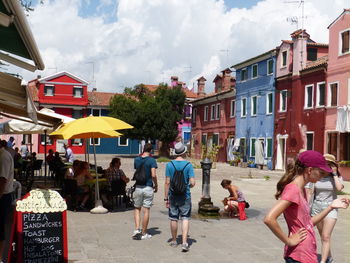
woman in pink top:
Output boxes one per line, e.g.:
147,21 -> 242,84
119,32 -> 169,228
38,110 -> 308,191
264,150 -> 349,263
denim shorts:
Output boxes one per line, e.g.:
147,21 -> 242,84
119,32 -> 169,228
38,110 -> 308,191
168,196 -> 192,221
285,257 -> 301,263
311,200 -> 338,219
133,186 -> 154,208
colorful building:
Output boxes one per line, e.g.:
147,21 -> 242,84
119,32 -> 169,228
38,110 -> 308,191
274,30 -> 328,169
191,68 -> 236,162
232,50 -> 276,167
326,9 -> 350,162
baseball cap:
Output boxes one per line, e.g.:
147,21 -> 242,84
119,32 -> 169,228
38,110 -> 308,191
298,150 -> 332,173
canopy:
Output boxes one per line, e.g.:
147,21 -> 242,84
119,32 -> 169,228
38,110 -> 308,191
0,108 -> 74,135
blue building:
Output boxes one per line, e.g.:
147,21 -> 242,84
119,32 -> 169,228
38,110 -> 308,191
88,91 -> 141,155
232,49 -> 276,167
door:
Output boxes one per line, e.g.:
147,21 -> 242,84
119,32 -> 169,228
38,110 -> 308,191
276,137 -> 286,170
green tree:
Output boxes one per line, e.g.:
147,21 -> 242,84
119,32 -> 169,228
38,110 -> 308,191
109,83 -> 186,156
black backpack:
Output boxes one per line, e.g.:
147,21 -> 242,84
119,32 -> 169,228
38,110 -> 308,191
132,158 -> 147,186
170,161 -> 190,195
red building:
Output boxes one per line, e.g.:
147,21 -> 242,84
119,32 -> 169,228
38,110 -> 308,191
274,30 -> 328,169
28,71 -> 89,154
191,68 -> 236,162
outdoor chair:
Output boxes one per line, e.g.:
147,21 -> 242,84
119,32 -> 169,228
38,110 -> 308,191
32,159 -> 43,177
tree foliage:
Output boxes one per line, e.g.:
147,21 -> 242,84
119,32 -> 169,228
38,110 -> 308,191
109,83 -> 186,145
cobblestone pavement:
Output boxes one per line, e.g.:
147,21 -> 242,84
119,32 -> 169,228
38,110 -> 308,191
65,156 -> 350,263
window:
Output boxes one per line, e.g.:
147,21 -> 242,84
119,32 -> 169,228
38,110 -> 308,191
73,86 -> 83,98
23,134 -> 32,144
304,85 -> 314,109
44,85 -> 54,96
327,132 -> 338,158
316,82 -> 325,107
307,48 -> 318,61
266,93 -> 273,114
329,83 -> 338,107
340,29 -> 350,55
71,139 -> 83,146
280,90 -> 287,112
251,96 -> 257,116
90,138 -> 100,146
216,103 -> 220,120
119,137 -> 128,146
211,104 -> 216,120
250,138 -> 256,157
252,64 -> 258,78
241,68 -> 248,81
40,134 -> 53,145
91,109 -> 101,116
281,51 -> 287,67
230,100 -> 235,117
239,138 -> 246,158
266,138 -> 273,158
241,98 -> 247,117
201,134 -> 207,145
204,106 -> 209,121
306,132 -> 314,150
192,108 -> 197,123
72,109 -> 83,119
267,59 -> 274,75
213,133 -> 219,146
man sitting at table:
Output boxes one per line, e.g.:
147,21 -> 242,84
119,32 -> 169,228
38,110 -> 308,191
105,158 -> 130,207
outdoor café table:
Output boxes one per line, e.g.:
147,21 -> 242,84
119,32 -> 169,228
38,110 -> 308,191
85,178 -> 107,189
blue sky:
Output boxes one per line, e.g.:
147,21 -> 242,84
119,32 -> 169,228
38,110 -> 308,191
13,0 -> 349,92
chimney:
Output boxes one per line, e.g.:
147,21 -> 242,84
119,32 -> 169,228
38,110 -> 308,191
291,29 -> 310,75
221,68 -> 232,91
171,76 -> 179,87
197,76 -> 206,97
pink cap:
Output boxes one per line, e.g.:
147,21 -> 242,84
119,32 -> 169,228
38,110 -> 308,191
298,150 -> 332,173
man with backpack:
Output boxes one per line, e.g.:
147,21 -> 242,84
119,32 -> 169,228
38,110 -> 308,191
164,142 -> 195,252
132,143 -> 158,240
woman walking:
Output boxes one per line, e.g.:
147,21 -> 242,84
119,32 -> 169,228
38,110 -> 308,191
264,150 -> 349,263
305,154 -> 344,263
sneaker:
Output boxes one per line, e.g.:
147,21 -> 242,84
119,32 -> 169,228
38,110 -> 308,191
181,243 -> 189,252
169,241 -> 178,247
132,229 -> 141,239
141,233 -> 152,240
326,257 -> 334,263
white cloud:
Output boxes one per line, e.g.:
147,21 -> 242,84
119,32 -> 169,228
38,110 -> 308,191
7,0 -> 350,93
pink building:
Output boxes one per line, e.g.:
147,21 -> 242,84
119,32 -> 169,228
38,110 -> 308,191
325,9 -> 350,162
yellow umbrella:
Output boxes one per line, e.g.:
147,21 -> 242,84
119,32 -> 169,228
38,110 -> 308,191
49,116 -> 133,139
49,116 -> 133,214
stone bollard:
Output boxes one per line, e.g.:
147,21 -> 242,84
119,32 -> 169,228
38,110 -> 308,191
198,158 -> 220,217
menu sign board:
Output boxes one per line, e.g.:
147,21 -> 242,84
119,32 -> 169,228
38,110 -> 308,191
8,189 -> 68,263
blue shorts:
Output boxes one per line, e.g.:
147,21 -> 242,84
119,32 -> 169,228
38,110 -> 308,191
168,196 -> 191,221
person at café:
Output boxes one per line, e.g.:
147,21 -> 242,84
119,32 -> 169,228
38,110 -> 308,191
13,147 -> 23,179
63,143 -> 75,163
52,152 -> 65,186
74,161 -> 93,210
7,136 -> 15,149
0,140 -> 14,262
19,141 -> 28,159
105,157 -> 130,205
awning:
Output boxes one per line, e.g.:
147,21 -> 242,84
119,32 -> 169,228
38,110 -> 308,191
336,105 -> 350,132
0,0 -> 44,71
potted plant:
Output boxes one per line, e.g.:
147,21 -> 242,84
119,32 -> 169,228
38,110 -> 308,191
247,160 -> 256,168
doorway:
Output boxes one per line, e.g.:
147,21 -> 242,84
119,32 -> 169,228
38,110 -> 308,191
276,136 -> 287,170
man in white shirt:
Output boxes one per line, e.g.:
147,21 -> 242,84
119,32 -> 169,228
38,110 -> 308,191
0,140 -> 14,262
63,143 -> 75,163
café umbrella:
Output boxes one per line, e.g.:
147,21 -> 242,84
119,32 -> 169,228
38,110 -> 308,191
50,116 -> 133,214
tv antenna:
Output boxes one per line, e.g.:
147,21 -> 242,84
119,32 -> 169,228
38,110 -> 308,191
284,0 -> 306,69
86,61 -> 96,90
220,48 -> 230,67
286,16 -> 299,29
184,65 -> 192,87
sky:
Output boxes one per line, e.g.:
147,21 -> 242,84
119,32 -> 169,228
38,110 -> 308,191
6,0 -> 350,93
